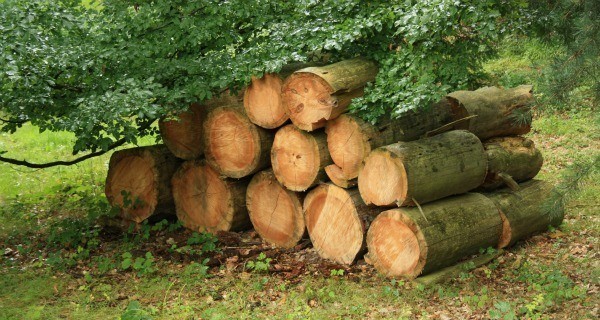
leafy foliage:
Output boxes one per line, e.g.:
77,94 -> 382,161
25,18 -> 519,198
1,0 -> 526,159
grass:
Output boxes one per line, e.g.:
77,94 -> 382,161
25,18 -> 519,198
1,38 -> 599,319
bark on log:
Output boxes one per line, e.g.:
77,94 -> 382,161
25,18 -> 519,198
482,136 -> 543,190
485,180 -> 564,248
358,130 -> 487,207
105,145 -> 181,223
158,103 -> 206,160
304,184 -> 381,264
324,99 -> 467,186
281,58 -> 378,131
171,159 -> 251,233
204,104 -> 275,178
365,193 -> 503,278
246,170 -> 306,248
447,85 -> 533,140
271,125 -> 332,191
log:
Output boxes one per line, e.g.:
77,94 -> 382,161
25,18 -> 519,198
485,180 -> 564,248
281,58 -> 378,131
158,103 -> 206,160
246,170 -> 306,248
271,124 -> 332,191
324,99 -> 467,186
304,184 -> 381,264
447,85 -> 533,140
365,193 -> 503,278
482,136 -> 543,190
171,159 -> 251,233
358,130 -> 487,207
204,104 -> 275,178
105,145 -> 181,223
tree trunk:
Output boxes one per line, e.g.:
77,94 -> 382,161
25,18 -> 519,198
271,125 -> 332,191
485,180 -> 564,248
482,136 -> 543,190
304,184 -> 381,265
158,103 -> 206,160
447,85 -> 533,140
246,169 -> 306,248
324,99 -> 467,186
204,104 -> 275,178
366,193 -> 503,278
358,130 -> 487,207
105,145 -> 181,223
281,58 -> 378,131
171,159 -> 251,233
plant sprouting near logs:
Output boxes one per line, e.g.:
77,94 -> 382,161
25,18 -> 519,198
0,0 -> 528,166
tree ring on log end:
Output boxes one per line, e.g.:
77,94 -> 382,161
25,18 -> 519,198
243,74 -> 288,129
158,104 -> 204,160
106,155 -> 158,223
271,125 -> 321,191
366,210 -> 424,278
304,184 -> 364,264
246,171 -> 304,248
205,107 -> 260,178
282,73 -> 334,131
358,149 -> 408,206
325,115 -> 370,179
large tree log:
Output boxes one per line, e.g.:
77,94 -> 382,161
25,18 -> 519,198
271,125 -> 332,191
105,145 -> 181,223
482,136 -> 543,190
447,85 -> 533,140
485,180 -> 564,248
171,160 -> 251,233
324,99 -> 468,187
204,104 -> 275,178
158,103 -> 206,160
246,170 -> 306,248
281,58 -> 378,131
358,130 -> 487,207
365,193 -> 503,278
304,184 -> 381,264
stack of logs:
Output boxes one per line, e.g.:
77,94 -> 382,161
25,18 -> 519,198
105,58 -> 563,279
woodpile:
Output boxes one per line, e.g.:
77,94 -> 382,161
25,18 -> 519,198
105,58 -> 561,281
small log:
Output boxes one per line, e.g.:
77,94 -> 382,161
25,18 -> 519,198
204,105 -> 275,178
171,160 -> 251,233
271,125 -> 332,191
158,103 -> 206,160
366,193 -> 503,278
281,58 -> 378,131
447,85 -> 533,140
485,180 -> 564,248
246,170 -> 306,248
105,145 -> 181,223
358,130 -> 487,207
324,99 -> 467,186
304,184 -> 381,264
415,249 -> 504,286
482,136 -> 543,190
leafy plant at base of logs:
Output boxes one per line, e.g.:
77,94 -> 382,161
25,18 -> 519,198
0,0 -> 528,166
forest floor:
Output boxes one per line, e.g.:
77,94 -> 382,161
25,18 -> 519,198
0,40 -> 599,319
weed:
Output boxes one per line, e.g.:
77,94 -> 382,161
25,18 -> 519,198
187,232 -> 219,253
330,268 -> 345,277
120,300 -> 155,320
121,252 -> 155,276
246,253 -> 271,273
183,259 -> 210,279
488,301 -> 517,320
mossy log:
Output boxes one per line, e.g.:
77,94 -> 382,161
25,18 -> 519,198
304,184 -> 381,264
171,160 -> 251,233
105,145 -> 182,223
246,170 -> 306,248
281,58 -> 378,131
485,180 -> 564,248
366,193 -> 503,278
447,85 -> 533,140
271,125 -> 332,191
358,130 -> 487,207
482,136 -> 543,190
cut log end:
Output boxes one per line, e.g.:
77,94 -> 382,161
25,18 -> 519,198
105,155 -> 158,223
243,74 -> 288,129
325,114 -> 370,178
246,170 -> 305,248
304,184 -> 365,264
204,107 -> 261,178
366,212 -> 422,277
358,149 -> 407,206
158,104 -> 205,160
325,164 -> 357,188
282,73 -> 335,131
271,125 -> 321,191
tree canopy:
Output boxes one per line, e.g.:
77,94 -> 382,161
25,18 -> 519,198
1,0 -> 527,166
